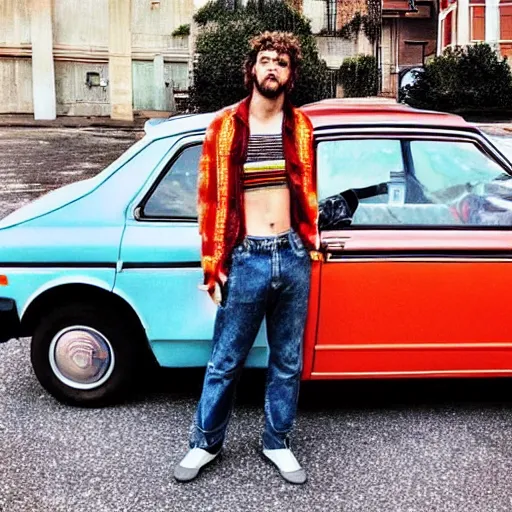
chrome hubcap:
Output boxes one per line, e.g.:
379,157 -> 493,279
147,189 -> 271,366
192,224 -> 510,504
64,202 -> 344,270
49,326 -> 115,390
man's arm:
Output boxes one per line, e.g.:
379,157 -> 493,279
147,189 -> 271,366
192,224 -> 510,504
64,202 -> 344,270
197,122 -> 219,297
296,112 -> 321,257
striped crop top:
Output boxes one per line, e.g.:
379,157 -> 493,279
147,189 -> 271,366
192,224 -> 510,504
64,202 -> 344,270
243,134 -> 287,191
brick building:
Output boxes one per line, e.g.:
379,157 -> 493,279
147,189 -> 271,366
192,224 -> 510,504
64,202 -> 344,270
439,0 -> 512,59
381,0 -> 438,97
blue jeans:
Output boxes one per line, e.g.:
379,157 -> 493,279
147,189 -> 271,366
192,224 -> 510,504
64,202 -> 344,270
190,229 -> 312,451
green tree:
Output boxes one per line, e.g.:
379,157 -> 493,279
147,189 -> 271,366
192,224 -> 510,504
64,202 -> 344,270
401,44 -> 512,112
338,55 -> 378,97
190,0 -> 330,112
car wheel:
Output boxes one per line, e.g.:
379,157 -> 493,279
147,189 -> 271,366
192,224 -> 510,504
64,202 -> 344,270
31,302 -> 143,407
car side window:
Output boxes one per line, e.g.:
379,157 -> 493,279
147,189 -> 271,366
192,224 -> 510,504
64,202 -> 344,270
143,144 -> 202,218
410,140 -> 512,226
317,138 -> 512,228
317,139 -> 404,228
318,139 -> 402,202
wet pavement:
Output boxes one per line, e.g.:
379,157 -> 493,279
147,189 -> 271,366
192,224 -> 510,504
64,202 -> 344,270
2,126 -> 512,512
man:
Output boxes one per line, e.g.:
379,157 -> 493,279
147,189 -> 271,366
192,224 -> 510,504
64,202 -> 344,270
174,31 -> 321,485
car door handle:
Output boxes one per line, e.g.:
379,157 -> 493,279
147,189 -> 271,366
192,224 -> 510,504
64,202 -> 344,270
323,237 -> 348,250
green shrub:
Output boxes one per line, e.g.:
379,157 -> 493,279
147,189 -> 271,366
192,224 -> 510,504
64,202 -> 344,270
338,55 -> 378,97
172,24 -> 190,37
401,43 -> 512,112
189,0 -> 330,112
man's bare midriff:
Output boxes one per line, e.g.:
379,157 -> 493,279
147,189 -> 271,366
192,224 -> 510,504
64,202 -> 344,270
244,186 -> 291,236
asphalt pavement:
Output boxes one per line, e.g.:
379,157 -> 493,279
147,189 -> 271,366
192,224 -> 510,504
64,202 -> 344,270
1,126 -> 512,512
0,127 -> 139,219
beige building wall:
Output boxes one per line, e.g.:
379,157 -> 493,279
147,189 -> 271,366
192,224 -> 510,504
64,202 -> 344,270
55,62 -> 110,116
132,0 -> 192,51
52,0 -> 109,47
0,59 -> 33,113
131,0 -> 192,111
302,0 -> 327,34
315,36 -> 373,69
0,0 -> 32,113
52,0 -> 110,116
0,0 -> 31,44
0,0 -> 194,118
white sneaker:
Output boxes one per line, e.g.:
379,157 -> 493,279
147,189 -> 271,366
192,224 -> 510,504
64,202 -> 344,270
174,448 -> 220,482
262,448 -> 307,484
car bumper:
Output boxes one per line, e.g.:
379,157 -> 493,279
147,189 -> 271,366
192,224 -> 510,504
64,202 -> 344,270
0,298 -> 20,343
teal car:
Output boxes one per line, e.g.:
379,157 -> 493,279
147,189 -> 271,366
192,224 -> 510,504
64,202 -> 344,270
2,100 -> 512,407
0,111 -> 235,406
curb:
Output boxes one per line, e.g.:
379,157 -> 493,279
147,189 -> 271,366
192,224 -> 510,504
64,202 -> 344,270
0,122 -> 145,130
0,117 -> 149,130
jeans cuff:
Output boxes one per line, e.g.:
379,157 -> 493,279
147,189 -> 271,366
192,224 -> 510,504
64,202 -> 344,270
262,431 -> 290,450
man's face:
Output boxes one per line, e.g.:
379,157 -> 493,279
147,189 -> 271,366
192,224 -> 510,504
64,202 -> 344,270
252,50 -> 292,99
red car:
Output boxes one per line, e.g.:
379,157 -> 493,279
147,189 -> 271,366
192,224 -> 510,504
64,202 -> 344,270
306,99 -> 512,381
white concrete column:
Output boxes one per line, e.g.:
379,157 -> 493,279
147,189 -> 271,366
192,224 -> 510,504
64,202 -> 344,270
485,0 -> 500,47
153,55 -> 166,111
109,0 -> 133,121
30,0 -> 56,120
457,0 -> 470,46
437,13 -> 443,55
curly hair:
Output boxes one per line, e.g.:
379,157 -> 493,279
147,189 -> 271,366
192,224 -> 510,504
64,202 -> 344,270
244,31 -> 303,93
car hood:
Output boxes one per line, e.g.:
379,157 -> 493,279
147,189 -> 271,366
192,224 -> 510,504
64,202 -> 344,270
0,177 -> 99,230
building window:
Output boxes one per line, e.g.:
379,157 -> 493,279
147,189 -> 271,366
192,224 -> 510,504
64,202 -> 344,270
499,3 -> 512,58
501,4 -> 512,41
326,0 -> 337,34
470,5 -> 486,41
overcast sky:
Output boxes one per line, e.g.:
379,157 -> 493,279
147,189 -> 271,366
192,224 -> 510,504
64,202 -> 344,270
194,0 -> 209,8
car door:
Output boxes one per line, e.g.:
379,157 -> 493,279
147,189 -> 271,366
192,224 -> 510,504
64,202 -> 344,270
114,134 -> 269,368
313,129 -> 512,379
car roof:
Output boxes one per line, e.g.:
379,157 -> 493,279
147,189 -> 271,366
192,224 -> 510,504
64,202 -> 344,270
145,98 -> 474,139
301,98 -> 473,130
144,112 -> 217,139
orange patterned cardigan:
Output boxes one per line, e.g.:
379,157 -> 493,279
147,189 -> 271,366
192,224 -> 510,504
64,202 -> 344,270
198,96 -> 320,296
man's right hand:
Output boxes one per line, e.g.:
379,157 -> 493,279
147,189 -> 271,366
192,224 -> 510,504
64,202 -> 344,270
212,282 -> 222,305
198,282 -> 223,306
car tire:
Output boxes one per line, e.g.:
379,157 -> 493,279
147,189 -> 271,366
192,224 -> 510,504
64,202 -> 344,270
31,302 -> 143,407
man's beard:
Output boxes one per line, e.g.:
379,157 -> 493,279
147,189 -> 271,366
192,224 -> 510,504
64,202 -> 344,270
254,75 -> 288,99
